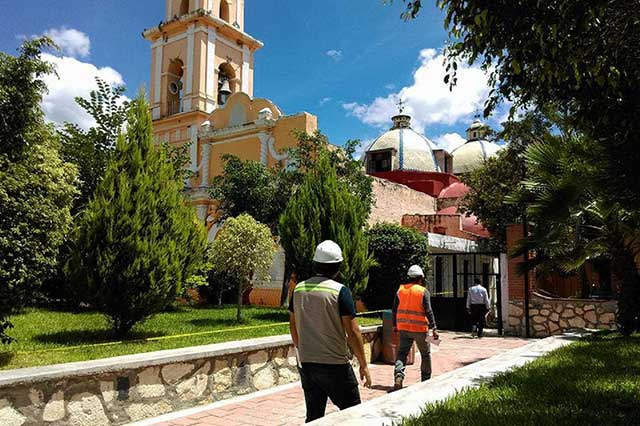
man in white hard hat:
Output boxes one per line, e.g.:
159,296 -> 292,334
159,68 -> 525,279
289,240 -> 372,423
392,264 -> 439,390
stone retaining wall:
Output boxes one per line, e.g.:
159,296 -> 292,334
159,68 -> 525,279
506,294 -> 617,337
0,327 -> 379,426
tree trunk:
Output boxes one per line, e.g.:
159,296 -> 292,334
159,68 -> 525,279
237,280 -> 243,323
579,263 -> 590,298
610,245 -> 640,335
280,268 -> 293,307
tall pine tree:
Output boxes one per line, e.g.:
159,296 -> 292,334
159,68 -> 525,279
67,92 -> 207,336
279,153 -> 374,295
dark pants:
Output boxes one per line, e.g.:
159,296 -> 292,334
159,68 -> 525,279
394,331 -> 432,381
470,304 -> 488,337
298,362 -> 361,423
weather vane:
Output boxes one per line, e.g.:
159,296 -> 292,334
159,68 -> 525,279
397,98 -> 406,114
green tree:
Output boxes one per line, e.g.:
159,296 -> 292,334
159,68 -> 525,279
210,154 -> 288,231
287,131 -> 374,220
59,78 -> 129,213
514,138 -> 640,334
279,153 -> 375,295
0,38 -> 78,343
362,223 -> 430,310
67,92 -> 207,337
397,0 -> 640,213
210,214 -> 276,322
461,112 -> 555,250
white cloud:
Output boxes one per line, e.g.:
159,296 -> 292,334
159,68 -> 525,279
41,53 -> 128,130
318,97 -> 332,107
434,132 -> 466,153
343,48 -> 491,134
353,138 -> 373,160
326,49 -> 343,60
384,83 -> 396,91
45,27 -> 91,58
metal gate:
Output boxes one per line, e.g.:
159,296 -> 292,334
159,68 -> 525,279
426,253 -> 502,333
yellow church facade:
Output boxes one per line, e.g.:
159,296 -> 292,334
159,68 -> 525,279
143,0 -> 318,238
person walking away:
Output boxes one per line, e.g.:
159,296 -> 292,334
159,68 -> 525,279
392,265 -> 439,390
466,278 -> 491,338
289,240 -> 372,423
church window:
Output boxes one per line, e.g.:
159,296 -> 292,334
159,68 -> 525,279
220,1 -> 230,22
179,0 -> 189,16
367,150 -> 393,173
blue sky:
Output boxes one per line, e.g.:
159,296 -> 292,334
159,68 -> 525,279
1,0 -> 500,152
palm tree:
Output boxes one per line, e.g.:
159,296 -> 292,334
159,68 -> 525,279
512,135 -> 640,334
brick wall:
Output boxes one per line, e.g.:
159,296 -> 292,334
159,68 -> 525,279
402,214 -> 478,240
505,224 -> 535,301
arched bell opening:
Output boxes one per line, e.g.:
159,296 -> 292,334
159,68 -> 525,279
178,0 -> 189,16
167,58 -> 184,115
217,62 -> 236,106
219,0 -> 231,23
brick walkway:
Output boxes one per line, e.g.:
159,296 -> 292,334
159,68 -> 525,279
146,333 -> 528,426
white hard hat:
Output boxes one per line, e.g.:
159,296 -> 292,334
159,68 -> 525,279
313,240 -> 344,264
407,265 -> 424,278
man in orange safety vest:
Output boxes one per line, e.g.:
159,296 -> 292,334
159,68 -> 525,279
392,265 -> 439,390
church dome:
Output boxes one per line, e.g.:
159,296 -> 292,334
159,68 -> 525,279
451,119 -> 501,174
365,114 -> 439,173
438,182 -> 470,199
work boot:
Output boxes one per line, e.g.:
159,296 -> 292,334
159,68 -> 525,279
393,375 -> 403,390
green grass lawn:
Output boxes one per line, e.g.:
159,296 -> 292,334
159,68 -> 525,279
403,332 -> 640,426
0,306 -> 382,371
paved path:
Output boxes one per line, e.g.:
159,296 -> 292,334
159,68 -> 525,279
133,332 -> 529,426
309,334 -> 580,426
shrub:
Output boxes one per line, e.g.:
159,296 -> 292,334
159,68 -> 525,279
67,92 -> 207,337
362,223 -> 431,310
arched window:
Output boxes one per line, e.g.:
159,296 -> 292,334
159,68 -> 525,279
218,62 -> 236,105
179,0 -> 189,16
167,59 -> 184,115
219,0 -> 230,22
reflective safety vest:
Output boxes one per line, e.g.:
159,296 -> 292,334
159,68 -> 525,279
396,283 -> 429,333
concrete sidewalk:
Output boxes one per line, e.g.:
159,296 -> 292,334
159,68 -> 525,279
130,332 -> 530,426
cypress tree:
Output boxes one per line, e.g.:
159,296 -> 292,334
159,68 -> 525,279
68,92 -> 207,336
279,153 -> 374,294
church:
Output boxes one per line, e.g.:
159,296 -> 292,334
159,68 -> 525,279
143,0 -> 318,241
143,0 -> 506,330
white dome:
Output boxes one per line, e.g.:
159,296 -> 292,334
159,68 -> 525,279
365,115 -> 439,173
451,139 -> 501,174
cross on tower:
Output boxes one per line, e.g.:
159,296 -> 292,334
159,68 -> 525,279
397,98 -> 406,114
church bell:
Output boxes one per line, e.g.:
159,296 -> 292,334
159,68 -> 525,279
219,79 -> 232,97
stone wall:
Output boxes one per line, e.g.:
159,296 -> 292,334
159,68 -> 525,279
369,177 -> 436,226
0,328 -> 379,426
506,294 -> 617,337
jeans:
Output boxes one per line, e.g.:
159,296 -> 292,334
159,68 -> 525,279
470,304 -> 488,337
394,331 -> 432,381
298,362 -> 361,423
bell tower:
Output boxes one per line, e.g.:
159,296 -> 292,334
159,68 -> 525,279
144,0 -> 262,142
